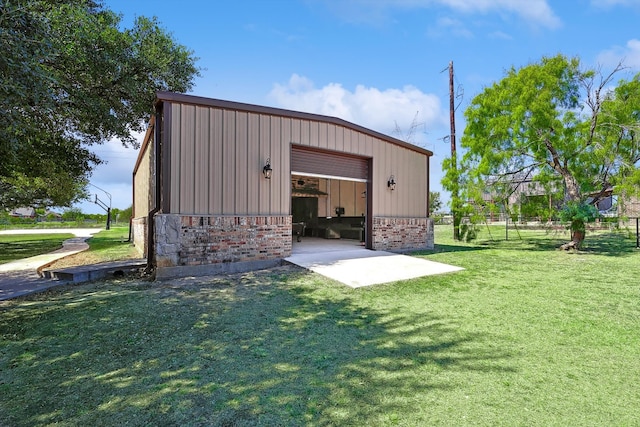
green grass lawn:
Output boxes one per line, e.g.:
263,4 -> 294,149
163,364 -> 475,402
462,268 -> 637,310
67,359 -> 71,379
0,234 -> 74,264
45,226 -> 140,269
1,225 -> 639,426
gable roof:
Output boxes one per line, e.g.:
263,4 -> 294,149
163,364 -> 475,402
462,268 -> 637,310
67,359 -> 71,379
9,207 -> 35,217
155,91 -> 433,157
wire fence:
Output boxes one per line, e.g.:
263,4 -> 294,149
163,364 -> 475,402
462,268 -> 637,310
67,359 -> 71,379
435,215 -> 640,248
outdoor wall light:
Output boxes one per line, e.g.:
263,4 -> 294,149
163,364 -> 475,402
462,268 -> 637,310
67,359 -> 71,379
263,158 -> 273,179
387,175 -> 396,190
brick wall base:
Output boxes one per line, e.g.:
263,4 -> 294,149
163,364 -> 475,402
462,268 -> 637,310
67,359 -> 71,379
138,213 -> 432,278
372,217 -> 434,252
153,214 -> 292,276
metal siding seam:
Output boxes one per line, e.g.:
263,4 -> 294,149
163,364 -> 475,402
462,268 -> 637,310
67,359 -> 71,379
162,103 -> 172,213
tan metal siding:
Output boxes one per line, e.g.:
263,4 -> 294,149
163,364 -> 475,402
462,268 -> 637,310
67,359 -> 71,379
222,110 -> 236,213
309,121 -> 318,147
258,114 -> 271,213
290,118 -> 301,147
270,116 -> 282,214
161,96 -> 427,219
165,107 -> 290,217
170,104 -> 182,213
334,126 -> 344,152
180,104 -> 196,213
280,117 -> 292,214
133,132 -> 152,219
194,107 -> 209,213
299,118 -> 310,147
400,148 -> 411,216
377,140 -> 392,216
370,140 -> 428,218
247,114 -> 260,214
209,108 -> 223,214
414,153 -> 427,215
388,142 -> 398,216
325,122 -> 335,151
371,140 -> 384,215
235,111 -> 248,214
363,134 -> 375,157
394,143 -> 427,217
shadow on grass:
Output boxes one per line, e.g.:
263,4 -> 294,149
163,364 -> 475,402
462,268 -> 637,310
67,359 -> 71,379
518,231 -> 639,257
414,243 -> 490,256
0,268 -> 515,426
576,232 -> 639,257
429,229 -> 638,258
0,234 -> 73,264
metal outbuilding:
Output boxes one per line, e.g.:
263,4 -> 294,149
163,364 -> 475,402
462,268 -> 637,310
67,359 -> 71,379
132,92 -> 434,278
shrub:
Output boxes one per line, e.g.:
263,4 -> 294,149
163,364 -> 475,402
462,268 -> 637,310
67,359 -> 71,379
559,202 -> 599,233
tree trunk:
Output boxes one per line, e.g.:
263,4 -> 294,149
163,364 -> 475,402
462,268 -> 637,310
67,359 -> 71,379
561,229 -> 585,251
563,174 -> 581,204
559,173 -> 585,250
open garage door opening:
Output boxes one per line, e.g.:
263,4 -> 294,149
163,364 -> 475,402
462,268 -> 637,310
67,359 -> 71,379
291,145 -> 372,254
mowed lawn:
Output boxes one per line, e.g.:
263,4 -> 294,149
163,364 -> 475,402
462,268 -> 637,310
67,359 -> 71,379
0,233 -> 74,264
1,225 -> 638,426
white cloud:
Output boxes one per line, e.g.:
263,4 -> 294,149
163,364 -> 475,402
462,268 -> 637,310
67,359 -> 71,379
319,0 -> 561,29
90,135 -> 142,185
434,0 -> 560,28
427,17 -> 474,39
590,0 -> 640,7
597,39 -> 640,71
489,30 -> 513,40
269,74 -> 447,146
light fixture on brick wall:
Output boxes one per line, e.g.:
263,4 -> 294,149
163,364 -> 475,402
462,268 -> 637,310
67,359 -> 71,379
387,175 -> 396,190
263,158 -> 272,179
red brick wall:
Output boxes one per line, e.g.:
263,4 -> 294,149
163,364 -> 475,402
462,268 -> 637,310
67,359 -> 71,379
160,215 -> 292,267
372,217 -> 434,251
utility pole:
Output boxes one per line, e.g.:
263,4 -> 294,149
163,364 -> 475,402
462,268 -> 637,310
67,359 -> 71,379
449,61 -> 460,240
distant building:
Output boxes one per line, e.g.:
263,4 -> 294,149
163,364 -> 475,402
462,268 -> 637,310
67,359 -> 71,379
9,207 -> 36,218
619,195 -> 640,225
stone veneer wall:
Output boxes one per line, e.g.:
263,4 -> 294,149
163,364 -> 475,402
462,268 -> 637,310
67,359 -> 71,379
154,214 -> 292,272
132,217 -> 147,256
372,217 -> 434,252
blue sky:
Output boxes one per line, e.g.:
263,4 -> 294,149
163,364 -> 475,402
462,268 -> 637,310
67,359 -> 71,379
79,0 -> 640,214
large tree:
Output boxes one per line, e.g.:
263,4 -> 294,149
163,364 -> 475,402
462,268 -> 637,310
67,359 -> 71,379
0,0 -> 200,209
443,54 -> 640,247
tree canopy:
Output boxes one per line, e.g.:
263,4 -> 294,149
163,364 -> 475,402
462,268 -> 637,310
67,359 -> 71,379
443,54 -> 640,236
0,0 -> 200,209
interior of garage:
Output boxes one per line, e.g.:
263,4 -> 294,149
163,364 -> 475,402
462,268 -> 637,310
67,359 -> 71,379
291,174 -> 367,244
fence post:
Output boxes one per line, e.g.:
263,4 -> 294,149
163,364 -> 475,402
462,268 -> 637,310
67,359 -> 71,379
505,217 -> 508,241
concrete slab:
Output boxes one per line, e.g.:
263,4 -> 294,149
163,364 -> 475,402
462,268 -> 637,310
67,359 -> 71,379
286,238 -> 463,288
43,259 -> 147,283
